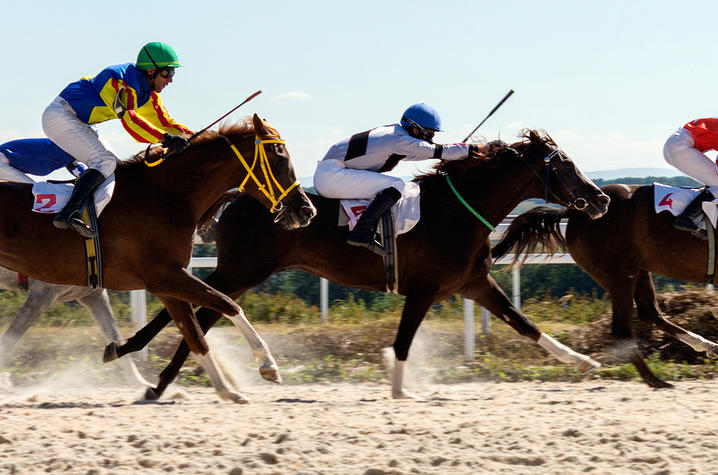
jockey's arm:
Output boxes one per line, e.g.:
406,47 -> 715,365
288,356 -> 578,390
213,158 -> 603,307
394,136 -> 471,162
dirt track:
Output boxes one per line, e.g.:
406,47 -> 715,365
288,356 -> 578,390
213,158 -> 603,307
1,379 -> 717,474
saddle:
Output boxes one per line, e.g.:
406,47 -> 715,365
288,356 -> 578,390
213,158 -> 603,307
654,183 -> 718,232
335,183 -> 422,294
654,183 -> 718,283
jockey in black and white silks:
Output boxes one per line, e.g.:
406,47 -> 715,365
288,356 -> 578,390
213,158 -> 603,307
313,103 -> 485,254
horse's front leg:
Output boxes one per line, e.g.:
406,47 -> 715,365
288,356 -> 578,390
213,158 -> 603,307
634,270 -> 718,358
144,267 -> 243,355
225,308 -> 281,383
157,296 -> 249,403
390,289 -> 436,400
463,274 -> 600,372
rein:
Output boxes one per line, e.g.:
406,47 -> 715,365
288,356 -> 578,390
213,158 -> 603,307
445,142 -> 589,230
142,135 -> 299,214
445,174 -> 496,232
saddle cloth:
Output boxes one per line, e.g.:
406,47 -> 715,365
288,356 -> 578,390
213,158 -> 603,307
31,175 -> 116,215
654,182 -> 718,229
340,181 -> 421,235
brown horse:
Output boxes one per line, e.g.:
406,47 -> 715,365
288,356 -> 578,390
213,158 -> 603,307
491,184 -> 718,389
106,130 -> 610,400
0,114 -> 316,401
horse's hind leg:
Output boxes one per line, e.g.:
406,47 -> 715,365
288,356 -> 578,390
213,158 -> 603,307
156,296 -> 248,403
78,291 -> 152,388
606,275 -> 673,389
464,274 -> 599,372
0,288 -> 54,364
634,270 -> 718,357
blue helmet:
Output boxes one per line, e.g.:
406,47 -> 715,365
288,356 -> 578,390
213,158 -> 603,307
400,103 -> 442,132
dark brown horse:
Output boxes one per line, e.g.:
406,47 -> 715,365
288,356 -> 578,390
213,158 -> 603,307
0,114 -> 315,401
106,130 -> 610,400
491,184 -> 718,389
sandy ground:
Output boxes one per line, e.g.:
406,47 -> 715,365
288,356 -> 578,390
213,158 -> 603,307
1,379 -> 717,475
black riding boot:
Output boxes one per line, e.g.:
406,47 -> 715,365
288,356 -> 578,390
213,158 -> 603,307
673,188 -> 715,239
347,187 -> 402,255
53,168 -> 106,239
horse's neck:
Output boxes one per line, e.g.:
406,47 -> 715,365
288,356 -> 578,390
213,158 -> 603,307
142,144 -> 246,221
446,162 -> 540,227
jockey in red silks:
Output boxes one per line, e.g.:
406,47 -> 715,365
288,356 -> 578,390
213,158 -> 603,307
664,118 -> 718,236
313,103 -> 486,255
41,41 -> 192,238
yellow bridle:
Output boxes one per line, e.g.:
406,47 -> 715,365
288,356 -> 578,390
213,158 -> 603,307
225,136 -> 300,213
144,135 -> 300,214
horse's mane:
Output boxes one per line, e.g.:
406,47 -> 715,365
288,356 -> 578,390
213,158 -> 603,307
411,129 -> 553,185
119,116 -> 280,166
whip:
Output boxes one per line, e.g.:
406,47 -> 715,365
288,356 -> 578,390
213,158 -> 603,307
463,89 -> 514,142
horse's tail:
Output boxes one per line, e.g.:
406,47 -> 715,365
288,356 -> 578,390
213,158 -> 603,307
196,190 -> 241,240
491,205 -> 568,268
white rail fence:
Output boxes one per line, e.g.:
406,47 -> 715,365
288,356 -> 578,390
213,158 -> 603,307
129,217 -> 573,361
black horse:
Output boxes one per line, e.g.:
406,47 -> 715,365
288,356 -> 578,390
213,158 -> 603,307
106,131 -> 610,399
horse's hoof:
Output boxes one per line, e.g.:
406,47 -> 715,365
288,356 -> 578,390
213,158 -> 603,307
143,387 -> 160,401
103,342 -> 119,363
575,356 -> 601,373
220,391 -> 251,404
705,343 -> 718,359
259,366 -> 282,383
392,390 -> 421,400
648,379 -> 674,389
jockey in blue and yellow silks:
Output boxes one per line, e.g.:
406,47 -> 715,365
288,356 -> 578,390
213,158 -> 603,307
58,63 -> 191,143
42,41 -> 192,238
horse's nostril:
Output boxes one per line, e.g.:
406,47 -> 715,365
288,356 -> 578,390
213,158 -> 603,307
303,206 -> 316,217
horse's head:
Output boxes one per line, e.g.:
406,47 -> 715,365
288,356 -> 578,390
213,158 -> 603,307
229,114 -> 316,229
510,130 -> 609,219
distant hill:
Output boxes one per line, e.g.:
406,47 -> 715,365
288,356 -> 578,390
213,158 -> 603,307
585,168 -> 681,180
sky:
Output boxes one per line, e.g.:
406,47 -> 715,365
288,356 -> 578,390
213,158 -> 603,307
1,0 -> 717,182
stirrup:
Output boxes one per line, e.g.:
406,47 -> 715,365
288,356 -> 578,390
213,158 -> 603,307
347,236 -> 387,257
349,240 -> 387,257
65,211 -> 96,239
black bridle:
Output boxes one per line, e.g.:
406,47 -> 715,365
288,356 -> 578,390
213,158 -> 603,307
517,146 -> 589,211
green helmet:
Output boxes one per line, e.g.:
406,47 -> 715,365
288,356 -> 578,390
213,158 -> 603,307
136,42 -> 181,70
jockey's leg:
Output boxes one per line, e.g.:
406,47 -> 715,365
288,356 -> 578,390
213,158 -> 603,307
346,187 -> 402,254
0,152 -> 34,184
313,159 -> 405,255
42,97 -> 117,238
663,128 -> 718,236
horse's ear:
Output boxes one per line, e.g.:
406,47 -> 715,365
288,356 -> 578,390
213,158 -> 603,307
252,113 -> 271,138
529,130 -> 541,144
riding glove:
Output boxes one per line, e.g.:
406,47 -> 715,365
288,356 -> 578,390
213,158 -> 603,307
162,133 -> 190,153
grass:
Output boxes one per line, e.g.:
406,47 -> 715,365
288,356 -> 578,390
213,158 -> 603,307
1,290 -> 717,388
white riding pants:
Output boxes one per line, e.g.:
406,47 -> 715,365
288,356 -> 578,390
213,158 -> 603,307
664,127 -> 718,187
0,151 -> 34,183
313,159 -> 406,199
42,97 -> 118,177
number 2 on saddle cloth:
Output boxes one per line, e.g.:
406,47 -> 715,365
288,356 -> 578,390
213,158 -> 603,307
0,138 -> 106,288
